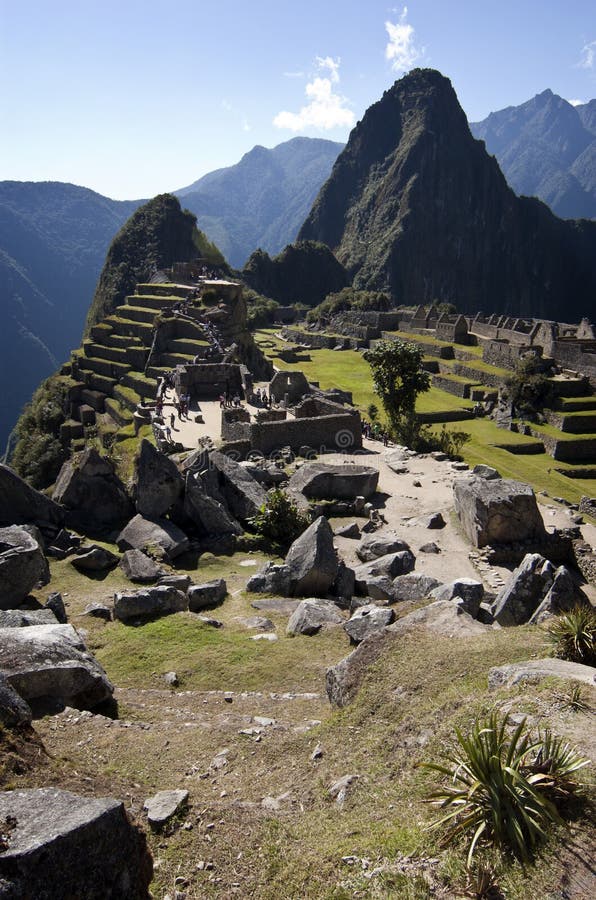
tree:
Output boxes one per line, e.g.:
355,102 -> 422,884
503,354 -> 554,421
363,339 -> 430,447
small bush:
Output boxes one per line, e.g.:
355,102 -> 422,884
548,605 -> 596,666
421,712 -> 589,865
250,488 -> 309,549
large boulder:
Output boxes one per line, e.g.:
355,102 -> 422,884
0,609 -> 58,628
184,472 -> 243,536
430,578 -> 485,618
286,598 -> 344,635
119,549 -> 165,583
285,516 -> 339,597
246,563 -> 292,595
491,553 -> 554,626
388,600 -> 491,638
0,672 -> 32,727
0,624 -> 114,709
187,579 -> 227,612
0,788 -> 152,899
488,658 -> 596,690
344,604 -> 395,644
354,550 -> 416,588
453,475 -> 546,548
70,545 -> 120,573
288,463 -> 379,501
113,586 -> 187,623
134,439 -> 183,518
392,573 -> 441,603
0,464 -> 64,534
0,525 -> 50,609
528,566 -> 589,624
209,450 -> 267,521
53,448 -> 133,534
116,514 -> 189,561
356,532 -> 411,562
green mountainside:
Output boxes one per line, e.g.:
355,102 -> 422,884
298,69 -> 596,321
242,240 -> 348,307
0,182 -> 139,453
176,137 -> 343,267
470,91 -> 596,219
86,194 -> 224,330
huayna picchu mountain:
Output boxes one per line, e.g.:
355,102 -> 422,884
298,69 -> 596,321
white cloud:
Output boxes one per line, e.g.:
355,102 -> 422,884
578,40 -> 596,69
568,98 -> 585,107
283,71 -> 305,79
274,57 -> 355,131
385,7 -> 422,72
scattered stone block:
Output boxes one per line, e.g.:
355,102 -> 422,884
187,579 -> 227,612
0,525 -> 50,609
119,549 -> 165,583
114,586 -> 187,623
144,789 -> 189,829
344,605 -> 395,643
431,578 -> 484,617
116,514 -> 189,561
285,516 -> 339,597
356,531 -> 411,562
0,672 -> 32,727
488,658 -> 596,690
453,475 -> 546,548
70,545 -> 119,573
286,599 -> 344,636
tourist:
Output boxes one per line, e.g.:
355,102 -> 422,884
170,412 -> 176,429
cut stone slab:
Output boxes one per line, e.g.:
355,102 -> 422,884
234,616 -> 274,631
114,586 -> 187,623
285,516 -> 339,597
0,624 -> 114,709
388,600 -> 491,638
491,553 -> 554,626
472,464 -> 501,480
288,463 -> 378,501
431,578 -> 484,618
52,448 -> 133,535
158,574 -> 192,592
0,525 -> 50,609
144,789 -> 189,829
0,463 -> 64,534
453,475 -> 546,548
287,599 -> 344,636
344,605 -> 395,644
488,658 -> 596,690
82,603 -> 112,621
70,545 -> 119,573
392,574 -> 441,603
0,788 -> 152,899
119,549 -> 165,583
116,514 -> 189,561
358,574 -> 396,604
187,579 -> 227,612
356,531 -> 411,562
0,672 -> 32,727
134,439 -> 183,518
209,450 -> 267,521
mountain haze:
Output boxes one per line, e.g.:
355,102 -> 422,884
0,182 -> 139,452
470,90 -> 596,219
176,137 -> 343,267
299,69 -> 596,321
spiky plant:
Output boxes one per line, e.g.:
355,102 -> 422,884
548,605 -> 596,666
421,712 -> 588,866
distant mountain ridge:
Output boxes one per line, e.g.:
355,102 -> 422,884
175,137 -> 344,267
0,182 -> 140,452
298,69 -> 596,321
470,90 -> 596,219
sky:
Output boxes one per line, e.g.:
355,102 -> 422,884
1,0 -> 595,200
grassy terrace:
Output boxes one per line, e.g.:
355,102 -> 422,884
255,330 -> 595,505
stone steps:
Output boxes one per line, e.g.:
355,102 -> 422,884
104,397 -> 134,427
78,355 -> 131,379
102,333 -> 142,349
168,338 -> 210,355
89,322 -> 113,342
135,283 -> 191,299
104,316 -> 153,342
157,352 -> 196,368
80,371 -> 118,395
80,389 -> 106,412
85,342 -> 129,364
114,384 -> 142,412
125,293 -> 186,311
114,304 -> 157,325
122,371 -> 157,397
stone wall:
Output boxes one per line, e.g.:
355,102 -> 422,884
175,363 -> 243,400
221,408 -> 251,442
249,408 -> 362,455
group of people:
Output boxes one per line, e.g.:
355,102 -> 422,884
151,371 -> 194,444
219,392 -> 242,409
362,420 -> 390,446
252,387 -> 272,408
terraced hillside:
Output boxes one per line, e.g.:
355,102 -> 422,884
255,328 -> 596,507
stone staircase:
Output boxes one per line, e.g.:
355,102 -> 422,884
63,283 -> 215,451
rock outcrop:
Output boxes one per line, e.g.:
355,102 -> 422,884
0,624 -> 113,709
114,586 -> 187,623
0,524 -> 50,609
52,448 -> 133,534
134,439 -> 183,518
209,451 -> 267,522
0,464 -> 64,534
286,598 -> 344,635
184,472 -> 243,537
285,516 -> 339,597
453,475 -> 546,548
0,788 -> 152,899
288,463 -> 379,501
116,514 -> 189,561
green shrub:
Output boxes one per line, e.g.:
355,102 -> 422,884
250,488 -> 309,549
421,712 -> 588,865
548,605 -> 596,666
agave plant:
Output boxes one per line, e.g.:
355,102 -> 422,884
421,712 -> 588,866
548,605 -> 596,666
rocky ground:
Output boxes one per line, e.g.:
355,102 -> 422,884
2,446 -> 595,898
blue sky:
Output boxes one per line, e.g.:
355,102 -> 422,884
1,0 -> 595,200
